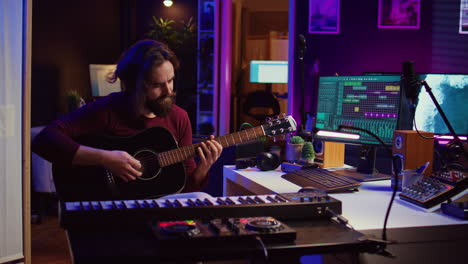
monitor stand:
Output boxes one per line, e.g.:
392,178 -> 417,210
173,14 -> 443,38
333,145 -> 392,182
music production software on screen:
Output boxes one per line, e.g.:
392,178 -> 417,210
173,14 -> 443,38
315,76 -> 402,146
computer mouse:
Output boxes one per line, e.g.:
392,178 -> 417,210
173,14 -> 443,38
298,186 -> 321,193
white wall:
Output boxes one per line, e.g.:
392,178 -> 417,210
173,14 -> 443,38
0,0 -> 25,262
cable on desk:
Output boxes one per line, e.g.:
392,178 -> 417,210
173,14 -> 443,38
338,125 -> 399,243
325,208 -> 355,230
254,236 -> 269,263
239,122 -> 254,131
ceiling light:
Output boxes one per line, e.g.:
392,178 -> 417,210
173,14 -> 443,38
163,0 -> 173,7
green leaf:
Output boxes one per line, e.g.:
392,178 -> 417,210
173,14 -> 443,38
289,136 -> 305,144
145,16 -> 197,51
301,142 -> 315,159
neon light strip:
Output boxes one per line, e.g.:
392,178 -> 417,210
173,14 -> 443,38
434,135 -> 467,141
316,130 -> 360,140
434,135 -> 467,145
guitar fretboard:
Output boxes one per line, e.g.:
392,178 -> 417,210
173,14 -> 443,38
157,126 -> 265,167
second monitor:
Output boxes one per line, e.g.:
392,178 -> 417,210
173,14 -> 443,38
313,75 -> 403,181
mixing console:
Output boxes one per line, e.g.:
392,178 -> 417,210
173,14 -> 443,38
152,216 -> 297,244
399,177 -> 468,209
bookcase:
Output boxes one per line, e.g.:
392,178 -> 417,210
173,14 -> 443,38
196,0 -> 216,136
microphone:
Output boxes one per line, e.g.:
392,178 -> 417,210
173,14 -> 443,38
402,61 -> 420,103
298,34 -> 306,60
297,34 -> 307,133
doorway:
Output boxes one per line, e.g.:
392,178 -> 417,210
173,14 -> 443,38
231,0 -> 289,131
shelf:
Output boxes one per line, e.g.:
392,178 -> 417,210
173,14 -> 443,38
196,0 -> 216,135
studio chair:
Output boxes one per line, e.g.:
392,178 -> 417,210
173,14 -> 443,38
243,90 -> 281,122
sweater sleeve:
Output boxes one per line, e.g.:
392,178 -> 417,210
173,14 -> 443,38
31,120 -> 81,165
31,97 -> 112,165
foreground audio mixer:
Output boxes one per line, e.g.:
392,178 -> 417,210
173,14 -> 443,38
152,216 -> 296,244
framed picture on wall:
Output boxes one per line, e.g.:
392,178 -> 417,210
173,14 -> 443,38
378,0 -> 420,29
460,0 -> 468,34
309,0 -> 340,34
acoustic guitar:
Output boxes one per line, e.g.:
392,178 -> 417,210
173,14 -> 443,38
53,115 -> 296,201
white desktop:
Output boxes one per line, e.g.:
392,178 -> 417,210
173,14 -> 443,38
222,165 -> 467,231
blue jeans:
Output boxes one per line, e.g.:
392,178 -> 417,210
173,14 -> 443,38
160,192 -> 214,200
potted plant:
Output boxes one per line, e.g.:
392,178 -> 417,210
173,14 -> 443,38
145,17 -> 196,51
285,136 -> 305,163
301,141 -> 315,164
66,90 -> 85,113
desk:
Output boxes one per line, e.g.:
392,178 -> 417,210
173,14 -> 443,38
63,168 -> 388,263
223,165 -> 468,263
66,219 -> 381,264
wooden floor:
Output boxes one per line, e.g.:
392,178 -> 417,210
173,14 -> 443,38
31,215 -> 72,264
30,215 -> 250,264
30,215 -> 329,264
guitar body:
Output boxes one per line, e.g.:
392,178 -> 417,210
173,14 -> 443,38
51,115 -> 297,201
53,127 -> 186,201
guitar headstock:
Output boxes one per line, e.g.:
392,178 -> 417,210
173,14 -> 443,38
262,115 -> 297,137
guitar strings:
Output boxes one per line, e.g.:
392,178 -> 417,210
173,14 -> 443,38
132,127 -> 265,164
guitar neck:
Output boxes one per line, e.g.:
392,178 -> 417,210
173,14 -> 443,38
157,126 -> 265,168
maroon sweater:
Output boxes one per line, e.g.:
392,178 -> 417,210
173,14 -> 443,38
32,92 -> 198,191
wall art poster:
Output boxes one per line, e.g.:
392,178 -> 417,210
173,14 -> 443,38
460,0 -> 468,34
309,0 -> 340,34
378,0 -> 420,29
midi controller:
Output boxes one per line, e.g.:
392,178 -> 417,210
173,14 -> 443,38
60,191 -> 342,230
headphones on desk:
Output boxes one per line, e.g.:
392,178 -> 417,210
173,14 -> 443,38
235,152 -> 281,171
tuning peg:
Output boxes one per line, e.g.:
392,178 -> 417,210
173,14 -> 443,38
282,113 -> 287,118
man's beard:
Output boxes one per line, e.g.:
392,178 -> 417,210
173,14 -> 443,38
145,94 -> 176,117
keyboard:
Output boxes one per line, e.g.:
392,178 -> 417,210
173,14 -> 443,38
281,167 -> 362,193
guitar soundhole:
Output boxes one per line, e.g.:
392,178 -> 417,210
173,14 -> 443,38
134,149 -> 161,181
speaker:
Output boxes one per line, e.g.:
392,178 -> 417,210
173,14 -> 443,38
392,130 -> 434,176
312,140 -> 345,168
235,152 -> 281,171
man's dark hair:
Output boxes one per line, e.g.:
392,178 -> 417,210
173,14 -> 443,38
109,39 -> 179,118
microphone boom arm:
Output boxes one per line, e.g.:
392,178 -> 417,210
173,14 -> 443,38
419,80 -> 468,161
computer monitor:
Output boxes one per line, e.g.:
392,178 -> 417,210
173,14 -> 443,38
249,60 -> 288,84
314,75 -> 403,181
414,73 -> 468,137
89,64 -> 121,97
